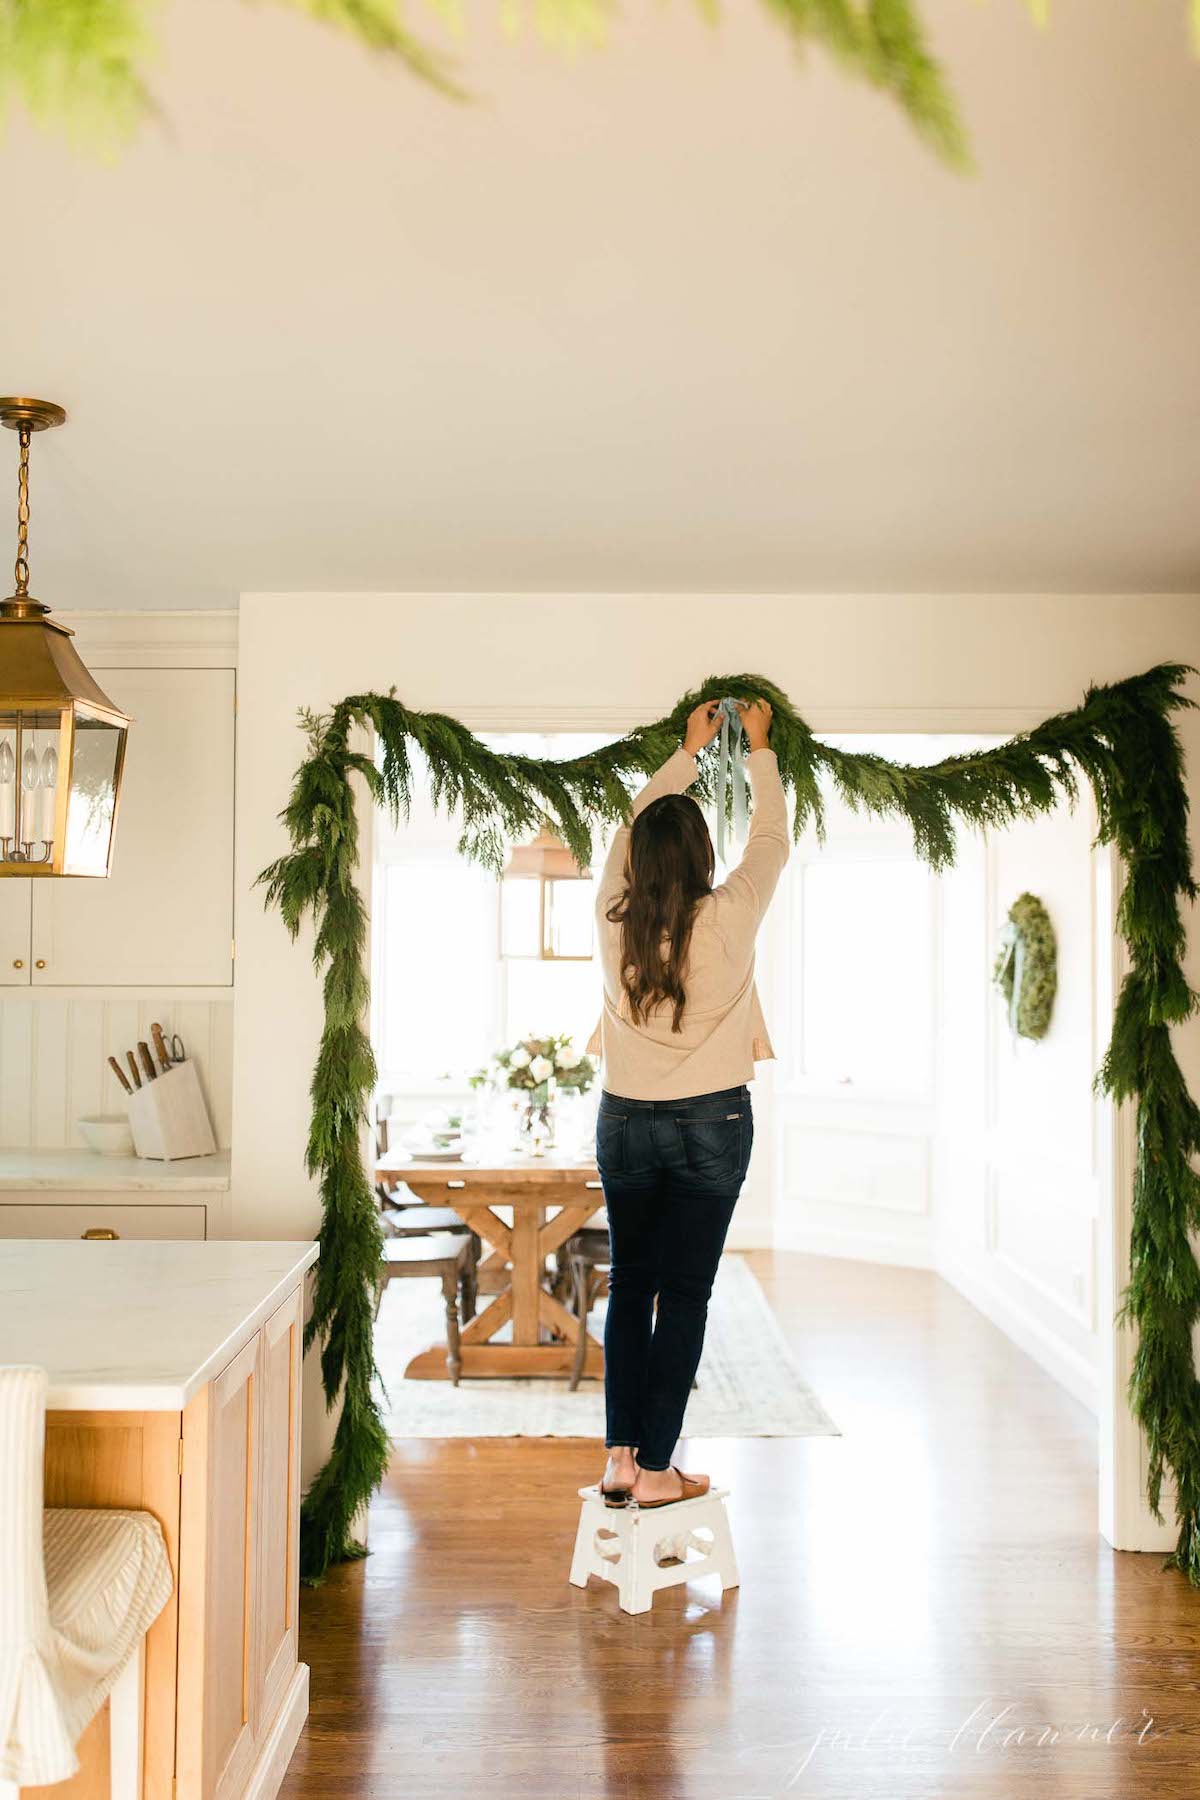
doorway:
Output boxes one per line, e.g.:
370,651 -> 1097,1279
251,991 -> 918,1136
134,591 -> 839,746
367,717 -> 1140,1549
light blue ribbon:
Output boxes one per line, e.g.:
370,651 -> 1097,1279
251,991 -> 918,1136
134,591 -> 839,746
713,696 -> 748,865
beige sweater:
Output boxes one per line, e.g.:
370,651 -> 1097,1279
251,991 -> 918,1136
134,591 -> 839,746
586,745 -> 791,1101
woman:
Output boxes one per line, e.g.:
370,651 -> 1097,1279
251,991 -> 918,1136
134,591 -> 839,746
588,695 -> 789,1508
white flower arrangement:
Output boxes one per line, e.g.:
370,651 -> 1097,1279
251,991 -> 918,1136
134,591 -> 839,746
470,1033 -> 597,1100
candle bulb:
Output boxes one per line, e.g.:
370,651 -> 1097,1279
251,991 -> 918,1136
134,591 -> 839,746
0,740 -> 13,843
39,744 -> 58,846
21,745 -> 39,846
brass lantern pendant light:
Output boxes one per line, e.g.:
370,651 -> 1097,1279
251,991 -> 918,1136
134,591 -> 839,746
0,398 -> 131,878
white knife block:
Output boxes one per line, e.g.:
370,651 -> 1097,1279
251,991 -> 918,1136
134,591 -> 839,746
126,1061 -> 217,1161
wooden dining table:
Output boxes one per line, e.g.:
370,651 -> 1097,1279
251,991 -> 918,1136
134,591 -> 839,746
375,1148 -> 608,1379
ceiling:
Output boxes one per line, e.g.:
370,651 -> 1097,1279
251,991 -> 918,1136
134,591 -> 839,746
4,0 -> 1200,608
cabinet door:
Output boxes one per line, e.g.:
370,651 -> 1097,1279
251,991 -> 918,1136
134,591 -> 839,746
0,878 -> 30,985
253,1287 -> 303,1740
31,669 -> 235,987
180,1334 -> 260,1800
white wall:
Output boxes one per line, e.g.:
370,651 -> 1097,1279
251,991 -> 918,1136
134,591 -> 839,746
0,993 -> 234,1150
936,796 -> 1106,1410
229,592 -> 1200,1483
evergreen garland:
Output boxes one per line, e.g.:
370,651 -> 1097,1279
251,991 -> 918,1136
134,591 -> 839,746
0,0 -> 960,156
11,2 -> 1200,166
994,891 -> 1057,1040
261,662 -> 1200,1586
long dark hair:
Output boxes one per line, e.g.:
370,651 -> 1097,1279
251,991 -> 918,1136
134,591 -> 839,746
606,794 -> 714,1032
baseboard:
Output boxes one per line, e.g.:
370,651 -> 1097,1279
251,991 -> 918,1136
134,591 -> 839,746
243,1664 -> 309,1800
771,1223 -> 934,1269
937,1239 -> 1099,1415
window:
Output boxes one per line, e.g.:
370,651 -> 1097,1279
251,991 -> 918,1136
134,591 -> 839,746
798,857 -> 934,1095
372,731 -> 617,1089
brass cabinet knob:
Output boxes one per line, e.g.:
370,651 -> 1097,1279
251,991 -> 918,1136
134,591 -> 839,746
12,959 -> 22,969
81,1227 -> 120,1240
34,959 -> 45,970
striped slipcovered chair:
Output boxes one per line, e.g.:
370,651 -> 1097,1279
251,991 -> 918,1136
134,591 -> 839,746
0,1366 -> 173,1798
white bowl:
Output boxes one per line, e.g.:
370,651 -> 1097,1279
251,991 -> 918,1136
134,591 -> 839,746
78,1115 -> 135,1158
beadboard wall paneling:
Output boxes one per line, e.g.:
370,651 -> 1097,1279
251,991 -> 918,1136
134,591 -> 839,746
0,994 -> 234,1150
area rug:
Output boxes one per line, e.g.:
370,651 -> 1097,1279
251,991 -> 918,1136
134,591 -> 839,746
374,1252 -> 840,1439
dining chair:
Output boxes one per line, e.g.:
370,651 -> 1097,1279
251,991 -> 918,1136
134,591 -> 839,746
0,1365 -> 174,1799
562,1227 -> 611,1390
373,1234 -> 476,1383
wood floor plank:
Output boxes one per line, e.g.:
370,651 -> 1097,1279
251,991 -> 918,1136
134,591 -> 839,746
281,1252 -> 1199,1799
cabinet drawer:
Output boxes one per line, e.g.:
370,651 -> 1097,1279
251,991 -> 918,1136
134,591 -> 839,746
0,1201 -> 206,1239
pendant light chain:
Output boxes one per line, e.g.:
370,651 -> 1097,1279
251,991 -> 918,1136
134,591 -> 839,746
13,423 -> 30,598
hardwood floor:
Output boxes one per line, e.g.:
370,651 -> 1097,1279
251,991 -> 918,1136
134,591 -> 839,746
280,1252 -> 1200,1799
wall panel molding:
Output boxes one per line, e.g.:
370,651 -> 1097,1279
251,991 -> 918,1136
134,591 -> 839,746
60,609 -> 238,668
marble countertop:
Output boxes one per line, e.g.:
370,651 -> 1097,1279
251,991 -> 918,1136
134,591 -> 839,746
0,1148 -> 232,1192
0,1238 -> 319,1409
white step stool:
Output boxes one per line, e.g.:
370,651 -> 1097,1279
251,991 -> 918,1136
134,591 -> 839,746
569,1483 -> 738,1615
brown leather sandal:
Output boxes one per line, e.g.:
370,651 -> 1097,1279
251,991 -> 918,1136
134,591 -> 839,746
600,1484 -> 632,1509
630,1466 -> 710,1509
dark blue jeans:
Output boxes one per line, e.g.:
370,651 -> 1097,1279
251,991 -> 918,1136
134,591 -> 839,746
596,1084 -> 753,1471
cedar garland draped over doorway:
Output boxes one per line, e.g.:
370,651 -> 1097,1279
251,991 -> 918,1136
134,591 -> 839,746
260,663 -> 1200,1586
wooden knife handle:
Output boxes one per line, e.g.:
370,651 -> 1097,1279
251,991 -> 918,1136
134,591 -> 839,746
127,1051 -> 142,1090
108,1054 -> 133,1096
150,1022 -> 171,1072
138,1041 -> 157,1084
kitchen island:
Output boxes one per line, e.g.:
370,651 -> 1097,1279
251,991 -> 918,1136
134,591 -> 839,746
0,1237 -> 319,1800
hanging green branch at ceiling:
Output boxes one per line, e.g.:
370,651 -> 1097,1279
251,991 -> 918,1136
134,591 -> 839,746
4,1 -> 1200,166
260,662 -> 1200,1587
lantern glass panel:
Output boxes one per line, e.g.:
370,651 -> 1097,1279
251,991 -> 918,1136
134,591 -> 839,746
545,876 -> 594,958
0,709 -> 63,870
0,710 -> 17,861
63,713 -> 125,877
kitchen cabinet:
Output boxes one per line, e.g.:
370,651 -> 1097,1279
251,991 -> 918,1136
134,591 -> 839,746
1,667 -> 235,988
0,876 -> 31,985
3,1239 -> 317,1800
0,1150 -> 233,1240
0,1200 -> 207,1238
177,1284 -> 303,1800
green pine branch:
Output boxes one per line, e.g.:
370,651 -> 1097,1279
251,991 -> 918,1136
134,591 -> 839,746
262,660 -> 1200,1586
11,1 -> 1200,164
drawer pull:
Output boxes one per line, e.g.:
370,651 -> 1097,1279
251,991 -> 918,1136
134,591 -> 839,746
81,1227 -> 120,1240
35,960 -> 45,970
11,959 -> 22,970
447,1179 -> 466,1189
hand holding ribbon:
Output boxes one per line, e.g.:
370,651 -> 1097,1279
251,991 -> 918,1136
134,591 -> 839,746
714,696 -> 749,865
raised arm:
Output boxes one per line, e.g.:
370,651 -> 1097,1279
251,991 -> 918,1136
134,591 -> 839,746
594,701 -> 723,918
717,747 -> 791,923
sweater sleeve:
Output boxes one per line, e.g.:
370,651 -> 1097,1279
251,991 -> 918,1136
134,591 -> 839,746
714,748 -> 791,928
594,746 -> 698,920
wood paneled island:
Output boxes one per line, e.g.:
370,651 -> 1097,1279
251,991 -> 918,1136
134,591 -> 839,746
0,1238 -> 319,1800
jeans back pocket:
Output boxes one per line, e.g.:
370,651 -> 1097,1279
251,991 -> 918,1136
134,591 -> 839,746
676,1111 -> 743,1184
595,1109 -> 627,1175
